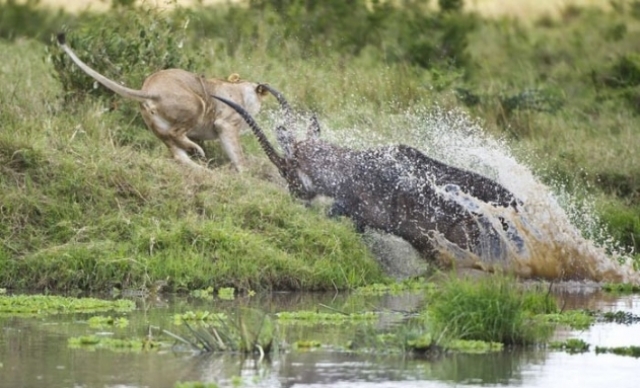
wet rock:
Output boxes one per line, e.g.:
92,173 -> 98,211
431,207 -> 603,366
362,227 -> 430,280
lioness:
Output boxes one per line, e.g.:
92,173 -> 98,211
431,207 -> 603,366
56,33 -> 269,171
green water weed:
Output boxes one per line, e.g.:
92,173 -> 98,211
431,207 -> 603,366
602,282 -> 640,293
293,340 -> 322,349
87,315 -> 129,329
173,311 -> 228,326
549,338 -> 590,354
0,295 -> 135,316
445,339 -> 504,353
189,287 -> 214,300
600,310 -> 640,324
68,335 -> 163,352
217,287 -> 235,300
355,278 -> 435,295
595,345 -> 640,358
540,310 -> 596,330
276,311 -> 386,326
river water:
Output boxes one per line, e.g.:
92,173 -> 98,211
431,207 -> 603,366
1,288 -> 639,388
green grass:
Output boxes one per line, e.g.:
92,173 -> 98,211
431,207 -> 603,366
0,40 -> 385,292
427,275 -> 557,344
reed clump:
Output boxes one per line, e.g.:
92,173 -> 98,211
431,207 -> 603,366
427,275 -> 557,344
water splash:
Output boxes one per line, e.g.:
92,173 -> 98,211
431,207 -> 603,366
331,105 -> 637,283
263,104 -> 638,283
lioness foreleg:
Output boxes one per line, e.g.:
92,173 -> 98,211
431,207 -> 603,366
216,121 -> 245,172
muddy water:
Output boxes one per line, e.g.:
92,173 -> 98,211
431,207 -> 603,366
1,289 -> 639,388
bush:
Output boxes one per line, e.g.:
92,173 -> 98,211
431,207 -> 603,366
210,0 -> 477,68
0,0 -> 73,42
599,200 -> 640,255
596,53 -> 640,89
48,6 -> 196,106
439,0 -> 464,13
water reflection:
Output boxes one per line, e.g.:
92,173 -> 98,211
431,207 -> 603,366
0,289 -> 639,388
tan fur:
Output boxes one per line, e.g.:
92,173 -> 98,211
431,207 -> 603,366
57,35 -> 269,171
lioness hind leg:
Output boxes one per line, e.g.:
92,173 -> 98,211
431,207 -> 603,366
170,145 -> 207,170
163,132 -> 206,169
177,136 -> 206,160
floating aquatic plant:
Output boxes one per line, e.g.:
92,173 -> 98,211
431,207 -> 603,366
602,282 -> 640,294
595,345 -> 640,358
0,295 -> 135,316
276,310 -> 388,325
217,287 -> 235,300
68,335 -> 164,352
445,339 -> 504,354
599,311 -> 640,325
539,310 -> 595,330
87,315 -> 130,329
293,340 -> 322,349
173,310 -> 228,326
354,279 -> 435,295
189,287 -> 214,299
347,326 -> 503,355
549,338 -> 590,354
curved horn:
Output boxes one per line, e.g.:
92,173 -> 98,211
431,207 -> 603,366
213,95 -> 287,172
259,84 -> 294,124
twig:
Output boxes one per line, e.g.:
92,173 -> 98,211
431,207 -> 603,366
319,303 -> 349,315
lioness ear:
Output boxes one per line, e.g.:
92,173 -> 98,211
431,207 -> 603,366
227,73 -> 241,83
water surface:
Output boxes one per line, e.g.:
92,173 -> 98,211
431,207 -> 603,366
1,289 -> 639,388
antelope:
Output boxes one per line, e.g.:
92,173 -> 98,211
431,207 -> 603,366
214,89 -> 524,265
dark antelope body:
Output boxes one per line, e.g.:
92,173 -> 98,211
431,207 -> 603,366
214,88 -> 524,263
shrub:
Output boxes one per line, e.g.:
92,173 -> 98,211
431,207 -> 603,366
239,0 -> 476,69
439,0 -> 464,13
48,6 -> 196,106
0,0 -> 73,42
598,200 -> 640,255
594,53 -> 640,89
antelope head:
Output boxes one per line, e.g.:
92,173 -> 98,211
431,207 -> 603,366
213,87 -> 320,201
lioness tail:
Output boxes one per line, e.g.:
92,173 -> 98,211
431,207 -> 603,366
56,32 -> 157,102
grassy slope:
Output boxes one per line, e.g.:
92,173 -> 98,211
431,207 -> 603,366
0,39 -> 385,292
